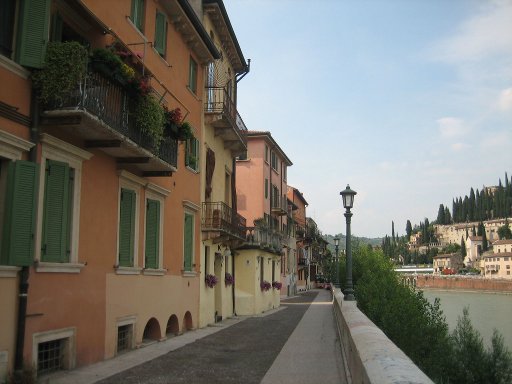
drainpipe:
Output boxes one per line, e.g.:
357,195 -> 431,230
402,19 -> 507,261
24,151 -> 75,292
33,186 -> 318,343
231,250 -> 236,316
15,94 -> 40,371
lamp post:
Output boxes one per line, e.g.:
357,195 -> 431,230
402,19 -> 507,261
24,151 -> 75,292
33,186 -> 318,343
333,236 -> 340,287
340,184 -> 356,301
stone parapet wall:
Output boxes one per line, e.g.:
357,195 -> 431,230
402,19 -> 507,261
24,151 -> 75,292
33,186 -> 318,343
416,275 -> 512,292
332,288 -> 433,384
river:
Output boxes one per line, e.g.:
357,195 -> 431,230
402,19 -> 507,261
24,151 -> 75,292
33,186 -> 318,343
421,289 -> 512,351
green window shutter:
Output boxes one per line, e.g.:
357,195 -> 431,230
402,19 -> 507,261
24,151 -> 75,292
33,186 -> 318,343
131,0 -> 145,31
42,159 -> 71,263
189,57 -> 197,93
50,12 -> 63,42
16,0 -> 51,68
118,188 -> 136,267
1,161 -> 39,266
154,11 -> 167,56
145,199 -> 160,269
183,213 -> 193,271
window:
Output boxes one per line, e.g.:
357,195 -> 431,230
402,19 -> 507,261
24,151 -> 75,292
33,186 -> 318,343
282,164 -> 287,181
154,11 -> 167,57
118,188 -> 136,267
264,178 -> 268,199
144,198 -> 160,269
35,134 -> 92,272
116,316 -> 136,354
225,171 -> 231,204
204,246 -> 210,275
0,0 -> 17,57
0,159 -> 38,267
32,328 -> 75,376
188,56 -> 197,93
236,151 -> 247,160
131,0 -> 145,32
117,324 -> 132,353
185,136 -> 199,171
259,256 -> 264,283
2,0 -> 51,68
143,183 -> 168,273
271,151 -> 278,171
41,159 -> 74,263
0,132 -> 34,270
183,212 -> 194,271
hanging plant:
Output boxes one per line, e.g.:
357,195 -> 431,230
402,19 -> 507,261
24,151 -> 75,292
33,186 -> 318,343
225,273 -> 234,286
260,280 -> 271,291
205,274 -> 218,288
32,41 -> 88,106
272,281 -> 282,290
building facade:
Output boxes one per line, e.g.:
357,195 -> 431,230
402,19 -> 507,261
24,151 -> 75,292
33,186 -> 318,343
235,131 -> 293,314
0,0 -> 245,379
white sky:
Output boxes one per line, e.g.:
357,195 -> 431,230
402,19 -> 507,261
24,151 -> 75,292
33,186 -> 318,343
225,0 -> 512,238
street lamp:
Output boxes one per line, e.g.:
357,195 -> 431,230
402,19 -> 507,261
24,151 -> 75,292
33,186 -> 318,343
333,236 -> 340,287
340,184 -> 357,301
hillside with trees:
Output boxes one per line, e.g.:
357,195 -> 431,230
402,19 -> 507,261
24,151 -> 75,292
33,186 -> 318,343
382,173 -> 512,264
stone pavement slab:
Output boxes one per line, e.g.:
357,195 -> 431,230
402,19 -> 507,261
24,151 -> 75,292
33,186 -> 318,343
261,288 -> 347,384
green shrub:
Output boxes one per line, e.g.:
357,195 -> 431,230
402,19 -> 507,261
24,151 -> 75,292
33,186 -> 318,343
348,244 -> 512,383
32,41 -> 88,106
134,94 -> 164,148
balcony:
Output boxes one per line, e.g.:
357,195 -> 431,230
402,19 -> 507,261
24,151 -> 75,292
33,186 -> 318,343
241,227 -> 283,255
271,195 -> 288,216
201,201 -> 246,241
41,71 -> 178,176
204,87 -> 247,156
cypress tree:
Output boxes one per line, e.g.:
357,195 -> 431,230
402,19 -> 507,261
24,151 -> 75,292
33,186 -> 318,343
482,229 -> 489,251
437,204 -> 445,224
461,236 -> 467,257
406,220 -> 412,241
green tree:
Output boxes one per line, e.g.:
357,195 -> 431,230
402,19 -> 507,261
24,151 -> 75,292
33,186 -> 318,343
437,204 -> 445,224
498,219 -> 512,240
451,307 -> 489,383
461,236 -> 467,257
406,220 -> 412,240
488,330 -> 512,384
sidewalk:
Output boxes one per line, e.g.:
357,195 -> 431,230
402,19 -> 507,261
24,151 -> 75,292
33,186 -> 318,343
46,290 -> 347,384
262,289 -> 347,384
47,316 -> 250,384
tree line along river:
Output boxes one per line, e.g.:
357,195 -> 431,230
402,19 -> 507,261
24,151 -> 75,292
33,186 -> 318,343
421,289 -> 512,351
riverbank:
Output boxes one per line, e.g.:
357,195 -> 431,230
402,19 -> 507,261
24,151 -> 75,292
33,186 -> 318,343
415,275 -> 512,293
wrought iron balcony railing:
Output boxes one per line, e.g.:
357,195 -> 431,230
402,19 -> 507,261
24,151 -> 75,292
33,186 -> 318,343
42,71 -> 178,173
201,202 -> 246,240
204,86 -> 247,155
271,195 -> 288,216
243,226 -> 283,255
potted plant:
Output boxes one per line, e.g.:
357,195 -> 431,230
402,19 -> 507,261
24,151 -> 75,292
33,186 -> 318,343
205,274 -> 218,288
272,281 -> 282,290
32,41 -> 88,106
177,121 -> 194,142
225,273 -> 234,286
260,280 -> 271,291
134,93 -> 165,150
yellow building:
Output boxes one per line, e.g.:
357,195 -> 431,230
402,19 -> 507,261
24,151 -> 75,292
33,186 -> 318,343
198,0 -> 250,327
433,253 -> 462,274
482,239 -> 512,279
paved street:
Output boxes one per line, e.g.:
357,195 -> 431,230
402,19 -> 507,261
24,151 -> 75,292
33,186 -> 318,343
50,289 -> 346,384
